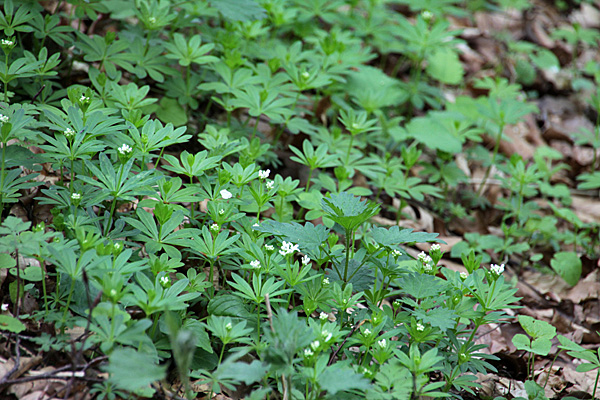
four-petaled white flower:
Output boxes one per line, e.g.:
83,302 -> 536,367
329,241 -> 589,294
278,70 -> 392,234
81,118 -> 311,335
491,263 -> 505,276
258,169 -> 270,179
250,259 -> 261,269
430,244 -> 441,252
392,249 -> 402,257
1,39 -> 14,46
460,271 -> 468,279
319,312 -> 328,321
323,332 -> 332,342
416,323 -> 425,331
118,144 -> 132,155
363,329 -> 371,336
266,180 -> 274,189
160,275 -> 170,286
310,340 -> 320,351
1,304 -> 8,312
377,339 -> 387,348
113,242 -> 122,251
304,348 -> 313,357
265,244 -> 274,251
210,223 -> 219,232
0,114 -> 8,123
218,208 -> 225,215
79,94 -> 89,103
71,193 -> 81,200
64,127 -> 75,139
225,322 -> 233,330
301,71 -> 310,79
279,241 -> 299,256
322,277 -> 330,285
302,255 -> 311,265
423,263 -> 433,272
220,189 -> 232,199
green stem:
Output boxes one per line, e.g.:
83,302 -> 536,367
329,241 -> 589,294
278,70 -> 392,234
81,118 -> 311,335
61,279 -> 76,328
0,143 -> 5,225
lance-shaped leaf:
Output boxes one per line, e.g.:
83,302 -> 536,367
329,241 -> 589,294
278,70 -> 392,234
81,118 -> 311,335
371,225 -> 443,247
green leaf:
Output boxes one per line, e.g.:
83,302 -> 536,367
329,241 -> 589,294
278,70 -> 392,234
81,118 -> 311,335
0,253 -> 16,269
326,258 -> 374,292
426,48 -> 464,85
321,192 -> 379,233
517,315 -> 556,340
218,359 -> 267,385
550,251 -> 581,286
104,347 -> 166,392
207,294 -> 253,319
209,0 -> 266,21
371,225 -> 442,247
155,97 -> 187,126
318,363 -> 371,395
396,273 -> 448,299
0,315 -> 25,333
254,220 -> 329,255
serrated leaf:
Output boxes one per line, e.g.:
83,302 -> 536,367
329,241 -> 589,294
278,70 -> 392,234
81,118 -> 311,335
218,359 -> 267,385
104,348 -> 166,392
550,251 -> 581,286
426,48 -> 464,85
155,97 -> 187,126
414,307 -> 458,330
318,363 -> 371,395
209,0 -> 266,21
254,220 -> 329,253
325,259 -> 374,292
321,192 -> 379,233
371,225 -> 442,247
396,273 -> 448,299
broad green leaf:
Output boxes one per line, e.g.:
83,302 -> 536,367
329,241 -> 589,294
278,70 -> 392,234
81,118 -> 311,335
517,315 -> 556,340
104,347 -> 166,392
155,97 -> 187,126
0,253 -> 16,269
371,225 -> 442,247
0,315 -> 25,333
209,0 -> 266,21
396,273 -> 448,299
550,251 -> 581,286
207,294 -> 253,319
321,191 -> 379,233
254,220 -> 329,254
318,363 -> 371,395
426,48 -> 464,85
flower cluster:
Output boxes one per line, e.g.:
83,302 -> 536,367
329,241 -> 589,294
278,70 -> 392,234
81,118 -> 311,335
64,128 -> 75,140
258,169 -> 270,179
250,260 -> 261,269
118,144 -> 132,155
220,189 -> 232,199
490,263 -> 505,276
279,241 -> 299,256
0,114 -> 8,123
301,255 -> 310,265
417,251 -> 434,272
266,180 -> 274,189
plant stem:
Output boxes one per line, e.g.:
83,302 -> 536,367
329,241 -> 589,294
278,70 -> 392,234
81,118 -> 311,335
477,122 -> 505,196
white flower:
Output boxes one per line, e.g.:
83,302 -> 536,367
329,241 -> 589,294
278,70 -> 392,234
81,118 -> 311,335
258,169 -> 270,179
304,348 -> 313,357
1,304 -> 8,311
322,330 -> 332,342
113,242 -> 122,251
322,277 -> 330,285
279,241 -> 299,256
265,244 -> 274,251
250,259 -> 261,269
393,299 -> 401,307
377,339 -> 386,348
310,340 -> 320,351
319,312 -> 328,321
302,255 -> 311,265
218,208 -> 225,215
79,94 -> 89,103
71,193 -> 81,200
210,223 -> 219,232
430,244 -> 440,252
460,272 -> 468,279
417,252 -> 427,261
266,180 -> 274,189
423,263 -> 433,272
63,127 -> 75,139
491,263 -> 505,275
301,71 -> 310,79
1,39 -> 13,46
0,114 -> 8,123
118,143 -> 132,155
252,223 -> 259,228
416,323 -> 425,332
421,10 -> 433,20
363,329 -> 371,336
220,189 -> 232,199
392,249 -> 402,257
160,275 -> 170,286
225,322 -> 233,330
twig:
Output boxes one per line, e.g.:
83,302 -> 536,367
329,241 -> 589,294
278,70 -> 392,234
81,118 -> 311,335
328,320 -> 364,366
265,294 -> 288,400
